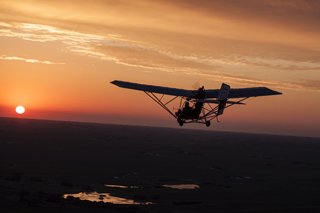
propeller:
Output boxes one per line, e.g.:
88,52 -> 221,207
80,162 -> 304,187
192,81 -> 201,90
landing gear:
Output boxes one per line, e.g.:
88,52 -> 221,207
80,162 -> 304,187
177,118 -> 184,126
205,121 -> 211,127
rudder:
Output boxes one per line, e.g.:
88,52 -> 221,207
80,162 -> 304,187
217,83 -> 230,115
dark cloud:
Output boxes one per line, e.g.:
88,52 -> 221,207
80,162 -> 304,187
164,0 -> 320,32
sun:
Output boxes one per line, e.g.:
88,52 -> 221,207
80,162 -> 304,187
16,106 -> 26,114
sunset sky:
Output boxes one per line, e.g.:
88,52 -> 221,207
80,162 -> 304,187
1,0 -> 319,137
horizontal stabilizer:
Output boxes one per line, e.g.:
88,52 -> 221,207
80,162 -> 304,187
195,99 -> 245,105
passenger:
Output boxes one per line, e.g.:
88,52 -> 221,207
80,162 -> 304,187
182,101 -> 192,119
192,101 -> 203,119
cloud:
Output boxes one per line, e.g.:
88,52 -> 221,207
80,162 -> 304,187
196,70 -> 320,92
0,22 -> 106,56
0,21 -> 319,92
234,56 -> 320,71
0,22 -> 147,67
295,79 -> 320,90
1,0 -> 319,49
0,22 -> 220,71
0,55 -> 64,65
164,0 -> 320,32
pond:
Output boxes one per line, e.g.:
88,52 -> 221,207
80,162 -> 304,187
63,192 -> 152,205
162,184 -> 200,189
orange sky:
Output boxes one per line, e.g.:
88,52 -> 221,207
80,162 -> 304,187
0,0 -> 319,137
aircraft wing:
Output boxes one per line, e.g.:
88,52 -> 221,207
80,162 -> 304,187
206,87 -> 282,99
111,80 -> 282,99
111,80 -> 195,97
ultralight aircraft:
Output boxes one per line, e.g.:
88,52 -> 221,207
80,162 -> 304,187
111,80 -> 282,127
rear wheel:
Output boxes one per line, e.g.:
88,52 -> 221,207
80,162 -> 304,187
205,121 -> 211,127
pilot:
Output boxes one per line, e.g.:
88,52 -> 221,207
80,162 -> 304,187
198,86 -> 206,99
182,101 -> 192,118
194,86 -> 206,100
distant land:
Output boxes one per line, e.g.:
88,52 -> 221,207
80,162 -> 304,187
1,117 -> 320,213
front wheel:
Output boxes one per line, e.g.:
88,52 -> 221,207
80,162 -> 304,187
205,121 -> 211,127
177,119 -> 184,126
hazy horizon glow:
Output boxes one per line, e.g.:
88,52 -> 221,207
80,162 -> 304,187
1,0 -> 319,137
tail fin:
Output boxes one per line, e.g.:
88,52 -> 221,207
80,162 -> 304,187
217,83 -> 230,115
218,83 -> 230,101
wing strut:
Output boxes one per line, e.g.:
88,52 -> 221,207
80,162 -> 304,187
144,92 -> 178,118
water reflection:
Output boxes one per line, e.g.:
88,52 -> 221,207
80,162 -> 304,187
63,192 -> 152,205
162,184 -> 199,189
105,184 -> 139,189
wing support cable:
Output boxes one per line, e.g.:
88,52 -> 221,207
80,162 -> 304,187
224,97 -> 249,110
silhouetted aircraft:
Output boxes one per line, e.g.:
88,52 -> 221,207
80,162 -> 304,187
111,80 -> 282,127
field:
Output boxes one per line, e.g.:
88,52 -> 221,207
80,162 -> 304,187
1,117 -> 320,212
